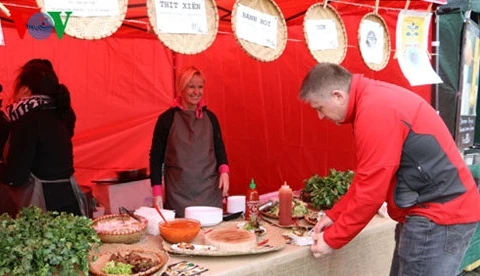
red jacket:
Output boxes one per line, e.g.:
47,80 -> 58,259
324,75 -> 480,249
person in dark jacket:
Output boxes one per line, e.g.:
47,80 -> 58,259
149,66 -> 229,217
300,63 -> 480,276
0,59 -> 85,217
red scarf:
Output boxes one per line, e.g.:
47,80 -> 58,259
172,96 -> 206,119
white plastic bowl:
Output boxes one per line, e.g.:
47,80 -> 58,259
184,206 -> 223,227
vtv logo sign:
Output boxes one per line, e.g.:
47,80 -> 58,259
11,11 -> 72,40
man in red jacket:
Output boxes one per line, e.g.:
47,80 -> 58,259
300,63 -> 480,276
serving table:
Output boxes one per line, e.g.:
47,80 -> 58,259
95,215 -> 396,276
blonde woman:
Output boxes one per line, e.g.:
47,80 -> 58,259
149,66 -> 229,217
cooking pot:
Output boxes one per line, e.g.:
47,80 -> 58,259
116,168 -> 148,182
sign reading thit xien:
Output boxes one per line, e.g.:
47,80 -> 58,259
9,10 -> 72,40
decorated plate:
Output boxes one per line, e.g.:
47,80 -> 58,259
167,240 -> 282,256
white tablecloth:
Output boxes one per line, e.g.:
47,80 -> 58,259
96,215 -> 397,276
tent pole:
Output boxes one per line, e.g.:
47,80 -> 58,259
0,3 -> 10,17
433,13 -> 440,111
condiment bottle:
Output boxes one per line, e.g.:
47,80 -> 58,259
278,181 -> 293,226
245,178 -> 260,222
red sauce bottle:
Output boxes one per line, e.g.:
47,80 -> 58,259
245,179 -> 259,222
279,182 -> 293,226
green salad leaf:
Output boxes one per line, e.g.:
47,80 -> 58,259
103,261 -> 133,274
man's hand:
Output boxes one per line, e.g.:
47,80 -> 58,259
311,215 -> 334,257
313,214 -> 333,233
311,232 -> 334,258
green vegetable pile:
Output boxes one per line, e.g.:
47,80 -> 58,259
103,260 -> 133,274
302,169 -> 354,210
0,206 -> 101,276
265,198 -> 308,217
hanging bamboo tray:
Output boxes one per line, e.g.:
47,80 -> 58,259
303,3 -> 347,64
147,0 -> 218,55
231,0 -> 287,62
36,0 -> 127,40
357,12 -> 391,71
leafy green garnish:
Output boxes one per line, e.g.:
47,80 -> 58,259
265,199 -> 308,217
103,261 -> 133,274
302,169 -> 354,210
0,206 -> 101,276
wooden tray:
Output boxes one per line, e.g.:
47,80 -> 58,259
89,248 -> 169,276
163,222 -> 286,256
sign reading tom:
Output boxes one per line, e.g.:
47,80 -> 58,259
303,1 -> 347,64
232,0 -> 287,62
148,0 -> 219,54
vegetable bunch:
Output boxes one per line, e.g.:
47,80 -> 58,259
302,169 -> 354,210
0,206 -> 101,276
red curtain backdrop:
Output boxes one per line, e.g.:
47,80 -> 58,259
0,1 -> 432,197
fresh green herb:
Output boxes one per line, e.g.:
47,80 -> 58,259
103,261 -> 133,274
302,169 -> 354,210
0,206 -> 101,276
265,199 -> 308,217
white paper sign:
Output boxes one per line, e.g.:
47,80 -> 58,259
44,0 -> 120,17
235,4 -> 278,49
359,19 -> 385,64
305,19 -> 339,51
397,45 -> 442,86
0,19 -> 4,46
396,10 -> 442,86
154,0 -> 208,35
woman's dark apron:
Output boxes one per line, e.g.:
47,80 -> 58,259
1,174 -> 87,217
164,110 -> 222,217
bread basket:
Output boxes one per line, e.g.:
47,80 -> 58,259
92,214 -> 148,244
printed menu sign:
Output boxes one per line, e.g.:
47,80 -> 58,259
235,4 -> 278,49
44,0 -> 120,17
154,0 -> 208,34
456,115 -> 476,149
305,19 -> 339,51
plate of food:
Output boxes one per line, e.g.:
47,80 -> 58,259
282,228 -> 314,246
236,221 -> 267,236
167,228 -> 285,256
261,198 -> 309,219
304,210 -> 325,225
89,248 -> 169,276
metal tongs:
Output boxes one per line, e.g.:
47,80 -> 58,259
119,206 -> 142,223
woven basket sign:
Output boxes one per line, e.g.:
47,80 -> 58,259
37,0 -> 127,40
303,3 -> 347,64
231,0 -> 287,62
147,0 -> 219,55
357,12 -> 391,71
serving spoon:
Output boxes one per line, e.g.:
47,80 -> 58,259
119,206 -> 142,223
154,204 -> 168,223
